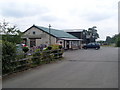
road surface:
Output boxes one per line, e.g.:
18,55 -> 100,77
3,47 -> 118,88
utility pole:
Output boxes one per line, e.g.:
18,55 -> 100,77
49,24 -> 51,45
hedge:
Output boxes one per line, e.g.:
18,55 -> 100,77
2,41 -> 16,74
3,48 -> 64,75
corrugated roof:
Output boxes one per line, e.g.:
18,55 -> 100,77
35,25 -> 78,39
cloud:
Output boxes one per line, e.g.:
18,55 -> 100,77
69,4 -> 117,22
84,11 -> 115,22
0,1 -> 49,18
40,15 -> 61,22
0,0 -> 118,40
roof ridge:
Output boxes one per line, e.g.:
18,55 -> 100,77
34,25 -> 78,39
35,25 -> 61,31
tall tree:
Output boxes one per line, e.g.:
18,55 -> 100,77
88,26 -> 99,42
82,26 -> 99,43
0,20 -> 23,44
0,20 -> 9,34
112,33 -> 120,47
0,20 -> 22,35
106,36 -> 112,44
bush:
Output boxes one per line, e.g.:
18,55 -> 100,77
2,35 -> 22,44
47,46 -> 52,50
2,41 -> 16,74
116,40 -> 120,47
50,44 -> 62,50
32,49 -> 41,65
59,45 -> 62,49
22,46 -> 29,53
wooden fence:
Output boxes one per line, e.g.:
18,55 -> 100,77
2,49 -> 64,76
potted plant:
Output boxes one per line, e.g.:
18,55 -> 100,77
47,46 -> 52,50
59,45 -> 62,49
22,46 -> 29,53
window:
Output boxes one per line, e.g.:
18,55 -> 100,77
33,31 -> 35,34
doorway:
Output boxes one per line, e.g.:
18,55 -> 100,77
66,41 -> 69,49
30,39 -> 36,47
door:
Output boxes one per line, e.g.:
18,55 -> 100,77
30,39 -> 36,47
66,41 -> 69,49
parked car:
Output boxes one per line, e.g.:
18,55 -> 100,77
16,44 -> 28,53
82,43 -> 100,50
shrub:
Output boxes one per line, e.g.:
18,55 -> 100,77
116,40 -> 120,47
32,49 -> 41,65
47,46 -> 52,50
41,50 -> 52,63
50,44 -> 62,50
2,41 -> 16,74
59,45 -> 62,49
22,46 -> 29,53
2,35 -> 22,44
51,44 -> 58,50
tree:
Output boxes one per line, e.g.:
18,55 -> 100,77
0,20 -> 9,34
82,26 -> 99,44
116,38 -> 120,47
0,20 -> 22,35
106,36 -> 112,43
105,33 -> 120,47
0,20 -> 23,44
113,33 -> 120,47
88,26 -> 99,42
82,30 -> 88,43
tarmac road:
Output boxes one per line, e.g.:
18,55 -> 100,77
3,47 -> 118,88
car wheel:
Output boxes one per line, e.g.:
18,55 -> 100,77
95,47 -> 99,50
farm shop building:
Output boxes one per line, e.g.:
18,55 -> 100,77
22,25 -> 82,50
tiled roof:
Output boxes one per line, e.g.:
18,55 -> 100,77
34,25 -> 78,39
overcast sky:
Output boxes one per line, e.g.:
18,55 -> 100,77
0,0 -> 119,40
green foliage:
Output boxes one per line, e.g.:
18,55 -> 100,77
2,40 -> 16,74
116,40 -> 120,47
0,20 -> 23,44
0,40 -> 2,43
32,49 -> 41,65
2,35 -> 22,44
107,33 -> 120,47
41,50 -> 52,63
59,45 -> 62,49
0,40 -> 2,75
50,44 -> 62,50
0,20 -> 22,35
2,41 -> 64,75
51,44 -> 59,50
22,46 -> 29,53
116,35 -> 120,47
83,26 -> 99,43
2,41 -> 16,57
47,46 -> 52,50
105,36 -> 114,44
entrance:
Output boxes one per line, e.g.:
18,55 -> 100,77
66,41 -> 69,49
30,39 -> 36,47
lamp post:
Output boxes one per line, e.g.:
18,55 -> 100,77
49,24 -> 51,45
